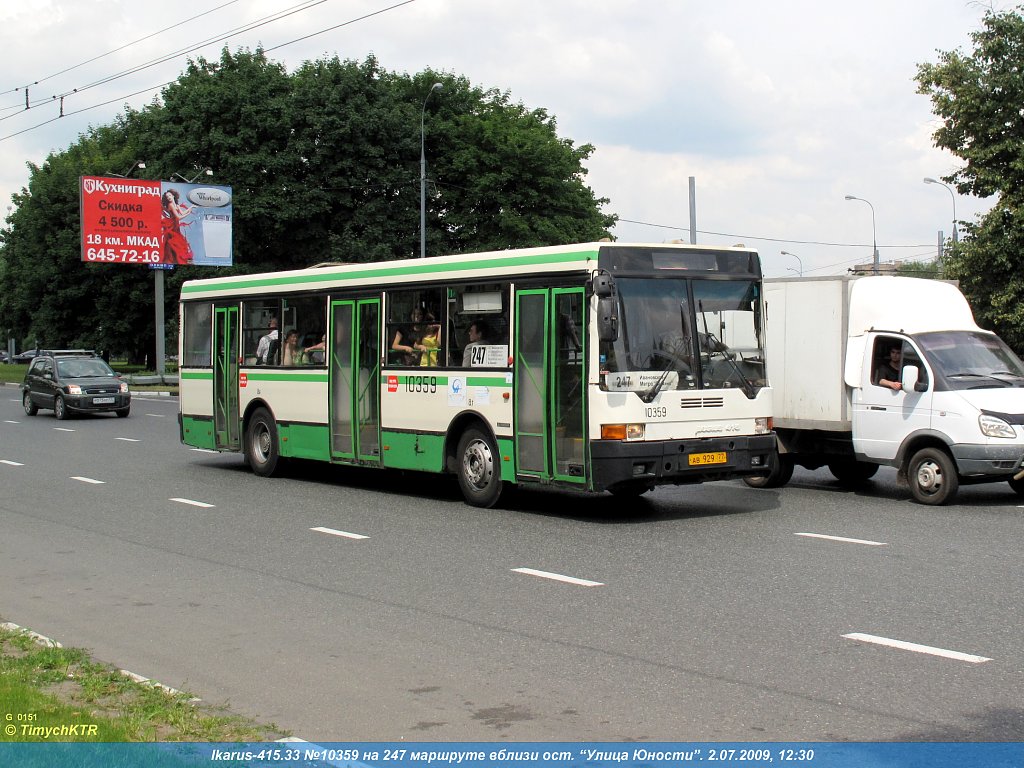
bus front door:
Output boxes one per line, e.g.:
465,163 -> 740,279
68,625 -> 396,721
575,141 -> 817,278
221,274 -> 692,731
213,305 -> 240,450
514,287 -> 586,485
329,298 -> 381,464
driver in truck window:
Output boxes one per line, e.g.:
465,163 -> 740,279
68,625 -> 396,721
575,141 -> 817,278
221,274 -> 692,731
875,344 -> 903,391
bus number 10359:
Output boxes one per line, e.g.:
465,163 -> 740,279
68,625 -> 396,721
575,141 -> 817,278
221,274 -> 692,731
405,376 -> 438,394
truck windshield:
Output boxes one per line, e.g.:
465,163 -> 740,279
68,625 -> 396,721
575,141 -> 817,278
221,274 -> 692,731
598,277 -> 766,398
917,330 -> 1024,389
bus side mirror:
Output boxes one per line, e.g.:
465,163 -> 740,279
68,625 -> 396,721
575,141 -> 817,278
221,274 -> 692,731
597,297 -> 618,342
593,272 -> 615,298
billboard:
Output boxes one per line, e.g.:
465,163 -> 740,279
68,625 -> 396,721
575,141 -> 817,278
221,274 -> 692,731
80,176 -> 233,267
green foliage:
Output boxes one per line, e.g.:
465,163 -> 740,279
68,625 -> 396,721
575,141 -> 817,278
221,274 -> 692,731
916,6 -> 1024,347
0,49 -> 615,357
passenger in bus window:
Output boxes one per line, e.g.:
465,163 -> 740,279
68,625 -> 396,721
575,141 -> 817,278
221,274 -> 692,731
305,333 -> 326,364
256,317 -> 279,365
462,319 -> 490,366
419,313 -> 441,367
392,307 -> 427,365
281,330 -> 302,366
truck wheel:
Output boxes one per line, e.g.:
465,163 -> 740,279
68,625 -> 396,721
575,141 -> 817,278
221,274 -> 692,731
456,427 -> 504,508
828,460 -> 879,486
907,447 -> 958,505
743,455 -> 794,489
245,408 -> 281,477
1008,476 -> 1024,497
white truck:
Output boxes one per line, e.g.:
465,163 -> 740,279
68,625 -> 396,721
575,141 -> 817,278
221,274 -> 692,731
747,275 -> 1024,504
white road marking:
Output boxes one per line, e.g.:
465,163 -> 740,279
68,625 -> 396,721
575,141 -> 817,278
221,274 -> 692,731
71,476 -> 105,484
843,632 -> 991,663
511,567 -> 604,587
796,532 -> 887,546
4,420 -> 19,424
115,437 -> 141,442
147,413 -> 166,418
0,460 -> 24,466
311,526 -> 369,540
169,497 -> 215,508
190,448 -> 218,454
54,427 -> 75,432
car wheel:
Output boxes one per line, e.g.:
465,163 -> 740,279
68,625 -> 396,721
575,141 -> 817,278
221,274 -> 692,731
54,395 -> 68,421
907,447 -> 958,505
22,391 -> 38,416
245,407 -> 281,477
116,407 -> 130,418
743,455 -> 795,489
456,427 -> 504,508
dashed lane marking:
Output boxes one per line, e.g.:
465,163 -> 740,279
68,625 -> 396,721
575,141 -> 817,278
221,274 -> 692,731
795,532 -> 887,546
70,476 -> 105,484
311,526 -> 369,540
843,632 -> 991,663
169,498 -> 215,508
511,567 -> 604,587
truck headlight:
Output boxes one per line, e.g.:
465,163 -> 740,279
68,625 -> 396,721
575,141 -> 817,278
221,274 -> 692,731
980,414 -> 1015,438
754,417 -> 772,435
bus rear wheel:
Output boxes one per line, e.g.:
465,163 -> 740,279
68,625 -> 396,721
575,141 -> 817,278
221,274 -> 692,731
246,407 -> 281,477
456,427 -> 504,508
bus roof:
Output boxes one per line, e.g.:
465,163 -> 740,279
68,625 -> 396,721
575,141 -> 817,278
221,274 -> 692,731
180,241 -> 758,299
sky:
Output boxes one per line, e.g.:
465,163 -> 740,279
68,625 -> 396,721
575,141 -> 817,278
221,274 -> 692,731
0,0 -> 1005,277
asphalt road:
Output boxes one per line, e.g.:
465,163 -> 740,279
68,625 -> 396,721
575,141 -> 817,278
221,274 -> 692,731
1,385 -> 1022,741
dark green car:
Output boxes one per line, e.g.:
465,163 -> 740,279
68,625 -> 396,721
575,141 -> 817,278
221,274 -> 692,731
22,351 -> 130,419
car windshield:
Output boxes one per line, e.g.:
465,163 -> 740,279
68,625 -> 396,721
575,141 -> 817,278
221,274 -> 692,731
917,330 -> 1024,389
57,359 -> 115,378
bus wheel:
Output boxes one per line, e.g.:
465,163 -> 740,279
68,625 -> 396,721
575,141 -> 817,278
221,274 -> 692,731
907,447 -> 958,505
246,408 -> 281,477
457,427 -> 504,508
742,455 -> 794,489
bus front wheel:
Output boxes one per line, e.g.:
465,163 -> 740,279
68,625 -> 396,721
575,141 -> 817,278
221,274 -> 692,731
246,408 -> 281,477
456,427 -> 504,508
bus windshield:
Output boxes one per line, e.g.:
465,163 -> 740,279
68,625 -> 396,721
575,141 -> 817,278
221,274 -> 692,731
599,277 -> 766,398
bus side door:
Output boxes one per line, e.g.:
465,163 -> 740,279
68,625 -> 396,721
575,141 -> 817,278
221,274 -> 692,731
329,298 -> 381,464
213,304 -> 240,450
514,287 -> 586,484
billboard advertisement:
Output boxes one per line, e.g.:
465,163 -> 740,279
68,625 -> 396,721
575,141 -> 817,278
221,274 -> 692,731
80,176 -> 233,267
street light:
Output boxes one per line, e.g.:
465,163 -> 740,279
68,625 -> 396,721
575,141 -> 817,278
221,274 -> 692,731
420,82 -> 443,259
923,177 -> 958,243
844,195 -> 879,275
108,161 -> 146,178
780,250 -> 803,276
172,168 -> 213,184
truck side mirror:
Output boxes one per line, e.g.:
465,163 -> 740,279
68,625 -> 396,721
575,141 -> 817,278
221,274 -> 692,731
901,364 -> 926,392
597,297 -> 618,342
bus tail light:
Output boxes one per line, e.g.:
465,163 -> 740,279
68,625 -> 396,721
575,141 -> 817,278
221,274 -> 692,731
601,423 -> 645,440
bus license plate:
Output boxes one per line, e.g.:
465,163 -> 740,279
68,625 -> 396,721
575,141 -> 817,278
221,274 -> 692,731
689,452 -> 727,466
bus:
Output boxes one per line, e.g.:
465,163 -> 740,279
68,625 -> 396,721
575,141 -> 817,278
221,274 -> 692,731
178,242 -> 775,507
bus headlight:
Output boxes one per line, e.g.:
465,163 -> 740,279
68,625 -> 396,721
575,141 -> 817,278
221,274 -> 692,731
601,423 -> 645,440
754,417 -> 772,435
980,414 -> 1015,438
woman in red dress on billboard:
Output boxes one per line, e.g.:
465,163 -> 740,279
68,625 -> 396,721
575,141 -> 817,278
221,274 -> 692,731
161,189 -> 194,265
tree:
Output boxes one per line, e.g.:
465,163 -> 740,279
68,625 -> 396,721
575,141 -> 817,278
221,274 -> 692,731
916,6 -> 1024,348
0,49 -> 614,359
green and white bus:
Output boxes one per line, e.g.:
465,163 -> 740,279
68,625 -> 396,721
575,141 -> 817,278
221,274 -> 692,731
178,242 -> 775,507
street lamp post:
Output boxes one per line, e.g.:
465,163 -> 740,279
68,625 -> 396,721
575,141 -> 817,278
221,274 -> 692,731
108,160 -> 146,178
172,168 -> 214,184
844,195 -> 879,275
420,82 -> 443,259
780,250 -> 803,276
923,177 -> 958,244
